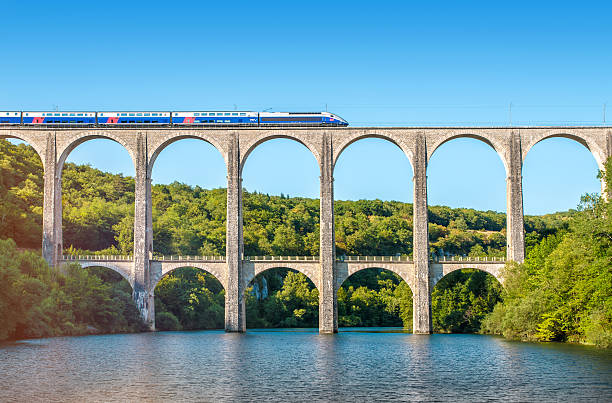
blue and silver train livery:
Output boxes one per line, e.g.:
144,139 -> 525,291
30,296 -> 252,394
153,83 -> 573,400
0,111 -> 349,127
22,111 -> 96,124
98,112 -> 171,125
0,112 -> 22,124
172,111 -> 259,124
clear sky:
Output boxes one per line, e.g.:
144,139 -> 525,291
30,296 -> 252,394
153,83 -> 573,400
2,1 -> 609,214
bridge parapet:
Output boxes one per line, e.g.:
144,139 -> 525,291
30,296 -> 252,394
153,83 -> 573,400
62,254 -> 133,262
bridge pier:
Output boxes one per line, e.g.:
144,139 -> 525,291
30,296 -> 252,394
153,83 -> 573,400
506,132 -> 525,263
412,134 -> 432,334
319,133 -> 338,333
42,133 -> 62,268
133,133 -> 155,329
226,133 -> 246,332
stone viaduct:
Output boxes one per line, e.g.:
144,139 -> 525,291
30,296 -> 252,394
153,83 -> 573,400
1,126 -> 610,334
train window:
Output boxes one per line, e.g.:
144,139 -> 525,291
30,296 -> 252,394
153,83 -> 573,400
129,113 -> 135,116
152,113 -> 158,116
232,113 -> 238,116
62,113 -> 67,116
70,113 -> 75,116
122,113 -> 127,116
194,113 -> 199,116
225,113 -> 230,116
137,113 -> 143,116
240,113 -> 246,116
77,113 -> 83,116
144,113 -> 150,116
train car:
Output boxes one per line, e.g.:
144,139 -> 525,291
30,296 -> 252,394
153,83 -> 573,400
0,111 -> 22,124
22,111 -> 96,124
97,112 -> 171,125
172,111 -> 259,125
259,112 -> 348,126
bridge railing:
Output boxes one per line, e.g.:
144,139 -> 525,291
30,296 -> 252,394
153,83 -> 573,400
244,256 -> 319,262
338,256 -> 413,262
62,255 -> 133,261
153,255 -> 226,262
433,256 -> 506,263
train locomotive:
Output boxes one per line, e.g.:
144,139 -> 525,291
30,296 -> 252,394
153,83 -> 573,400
0,111 -> 348,126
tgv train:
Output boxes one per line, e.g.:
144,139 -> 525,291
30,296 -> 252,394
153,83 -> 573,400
0,111 -> 348,126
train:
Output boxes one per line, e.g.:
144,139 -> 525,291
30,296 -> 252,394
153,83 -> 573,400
0,111 -> 348,126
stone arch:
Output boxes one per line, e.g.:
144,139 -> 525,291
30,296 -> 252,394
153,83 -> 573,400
154,263 -> 228,291
431,264 -> 505,288
77,262 -> 134,289
56,131 -> 137,177
426,132 -> 509,176
336,263 -> 414,293
332,131 -> 415,172
147,133 -> 228,179
521,130 -> 606,171
0,131 -> 46,168
243,263 -> 320,292
239,131 -> 322,176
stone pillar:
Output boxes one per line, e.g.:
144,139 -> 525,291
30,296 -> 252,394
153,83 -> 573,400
506,131 -> 525,263
319,132 -> 338,333
133,133 -> 154,329
604,130 -> 612,197
226,133 -> 245,332
412,134 -> 432,334
42,132 -> 62,268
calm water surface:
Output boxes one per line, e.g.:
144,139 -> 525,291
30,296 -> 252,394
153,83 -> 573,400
1,328 -> 611,402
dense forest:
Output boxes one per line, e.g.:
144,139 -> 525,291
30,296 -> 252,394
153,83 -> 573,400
0,139 -> 609,347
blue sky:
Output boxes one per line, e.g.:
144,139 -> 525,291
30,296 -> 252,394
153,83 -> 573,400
2,1 -> 609,214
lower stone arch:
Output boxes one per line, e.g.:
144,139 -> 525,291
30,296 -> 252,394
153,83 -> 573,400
244,265 -> 320,329
432,264 -> 505,288
153,264 -> 226,331
154,263 -> 227,291
336,263 -> 414,293
77,262 -> 134,289
430,266 -> 504,334
336,265 -> 414,329
244,263 -> 320,292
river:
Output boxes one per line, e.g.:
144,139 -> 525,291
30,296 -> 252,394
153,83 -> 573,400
1,328 -> 611,402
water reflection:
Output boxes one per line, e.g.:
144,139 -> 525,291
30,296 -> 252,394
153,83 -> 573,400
1,330 -> 611,402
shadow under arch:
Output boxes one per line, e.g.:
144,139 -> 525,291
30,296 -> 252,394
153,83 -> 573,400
239,133 -> 321,177
245,266 -> 319,329
336,267 -> 413,328
148,134 -> 228,179
522,131 -> 606,171
332,133 -> 415,172
431,267 -> 503,333
428,133 -> 509,176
